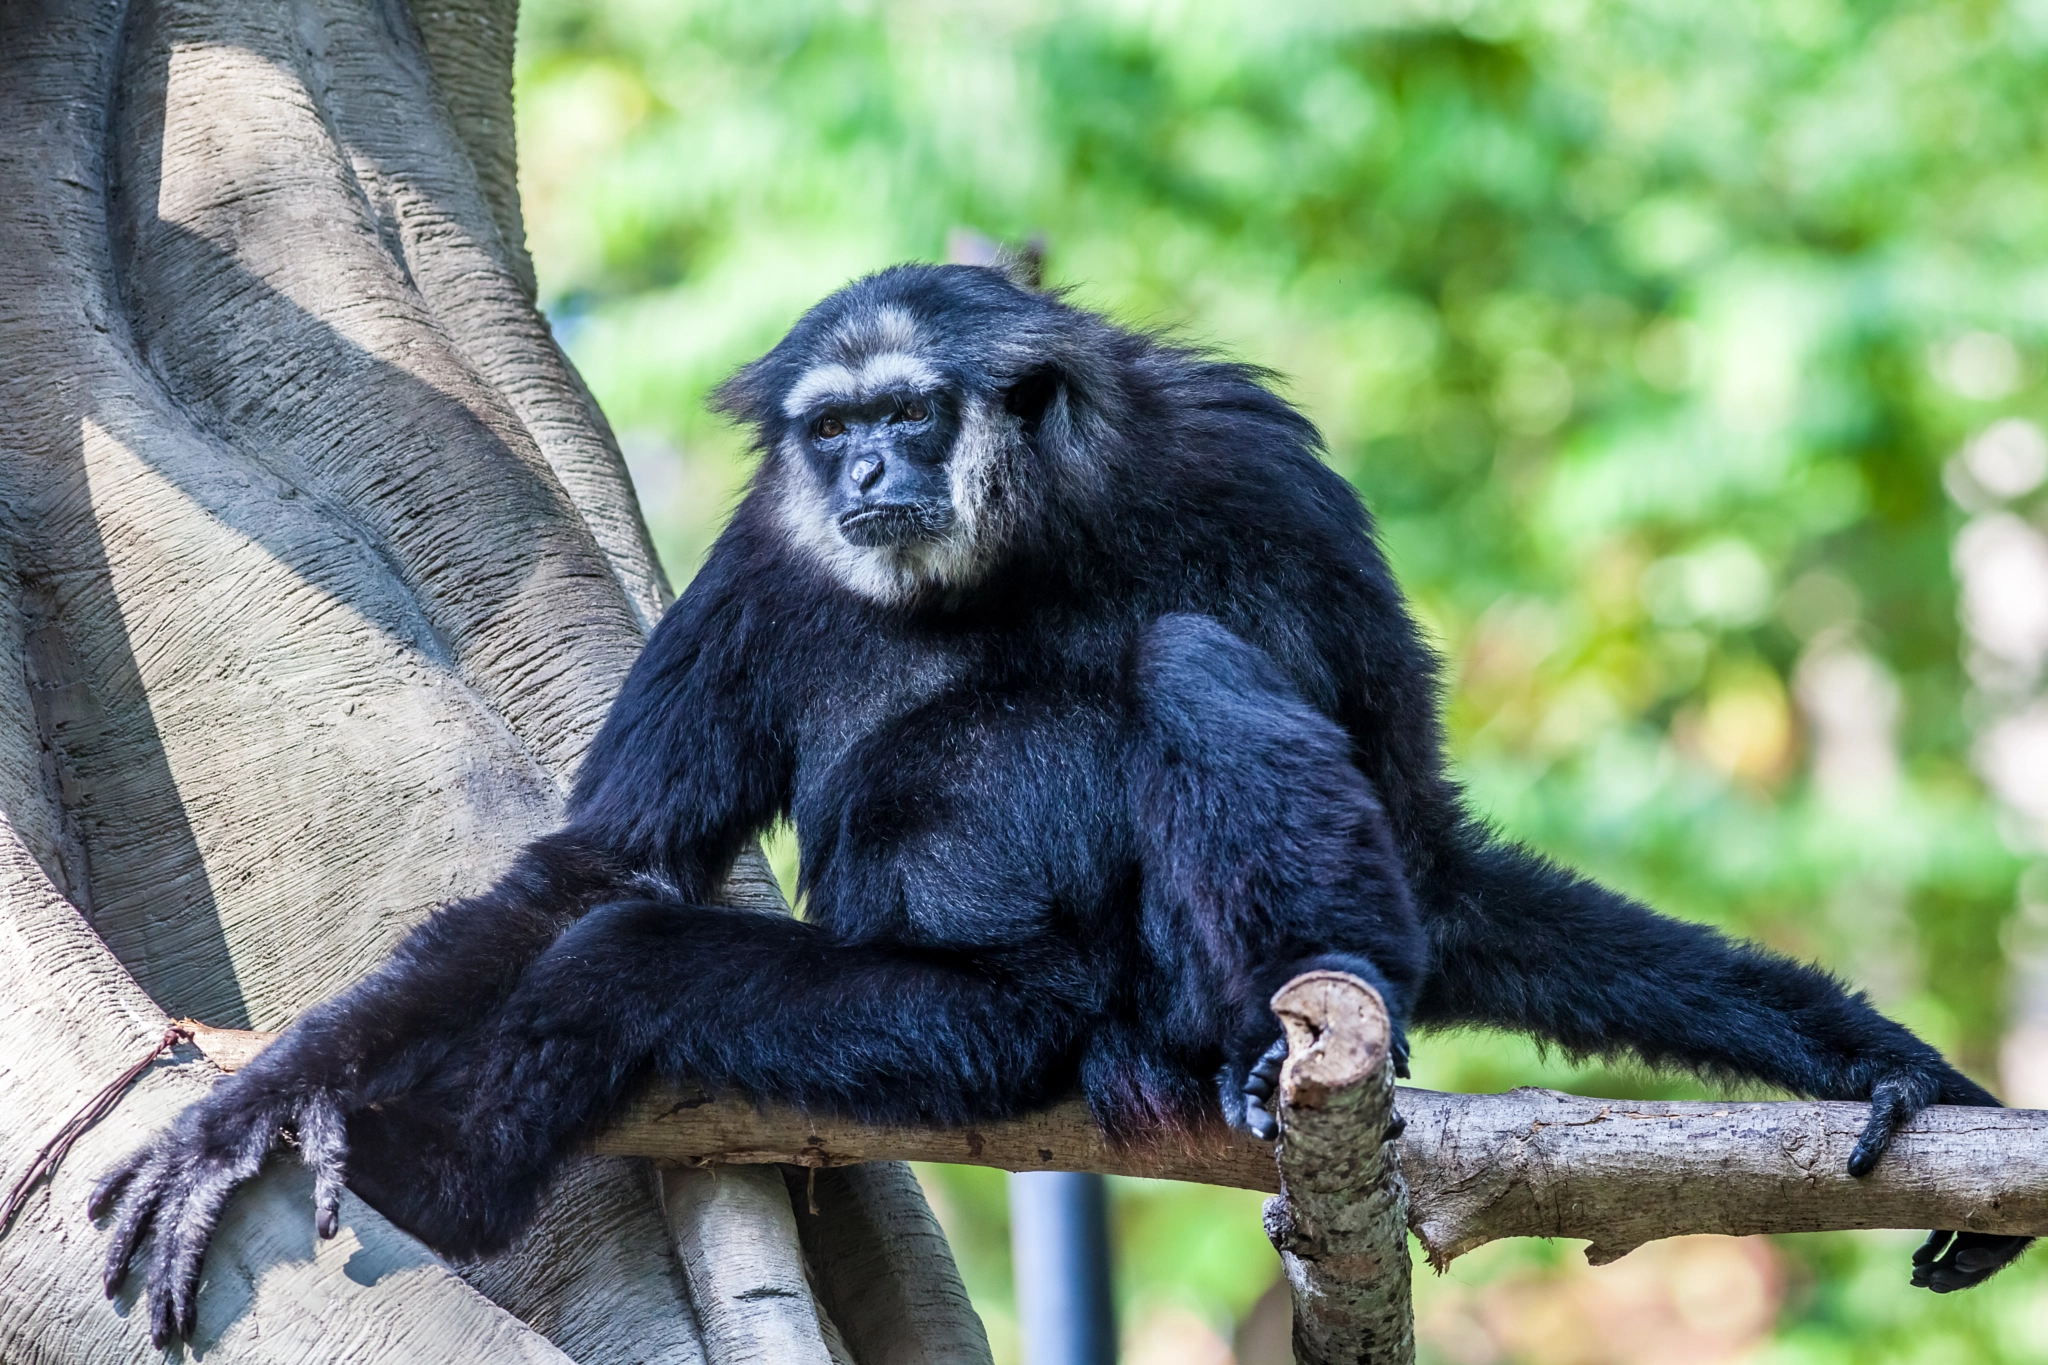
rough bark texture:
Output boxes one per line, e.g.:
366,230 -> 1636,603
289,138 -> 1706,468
595,1087 -> 1268,1189
0,0 -> 980,1359
0,810 -> 578,1364
1264,972 -> 1414,1365
783,1163 -> 999,1365
659,1166 -> 843,1365
1394,1086 -> 2048,1267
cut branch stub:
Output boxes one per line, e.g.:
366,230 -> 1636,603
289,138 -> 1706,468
1267,971 -> 1415,1365
1272,970 -> 1393,1163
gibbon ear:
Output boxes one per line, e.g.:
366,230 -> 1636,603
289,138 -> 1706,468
1002,364 -> 1063,441
945,229 -> 1045,291
708,357 -> 781,431
991,239 -> 1045,291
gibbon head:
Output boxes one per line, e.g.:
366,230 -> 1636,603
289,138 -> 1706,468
713,263 -> 1119,605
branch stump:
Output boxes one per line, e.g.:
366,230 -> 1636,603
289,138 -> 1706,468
1264,972 -> 1414,1365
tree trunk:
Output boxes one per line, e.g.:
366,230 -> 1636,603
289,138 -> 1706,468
0,1 -> 985,1360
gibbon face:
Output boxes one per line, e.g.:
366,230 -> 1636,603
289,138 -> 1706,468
715,270 -> 1082,605
772,306 -> 1026,603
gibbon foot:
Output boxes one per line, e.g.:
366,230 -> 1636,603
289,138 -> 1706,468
1236,1033 -> 1409,1143
90,1086 -> 347,1347
1911,1230 -> 2032,1293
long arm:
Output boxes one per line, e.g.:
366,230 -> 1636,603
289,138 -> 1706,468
1420,837 -> 2029,1291
93,541 -> 794,1344
1125,615 -> 1427,1139
1269,497 -> 2029,1291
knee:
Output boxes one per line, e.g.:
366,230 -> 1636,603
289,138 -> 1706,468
511,898 -> 683,1027
547,895 -> 702,965
1133,615 -> 1352,772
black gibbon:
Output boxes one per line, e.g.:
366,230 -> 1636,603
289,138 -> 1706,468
97,263 -> 2027,1344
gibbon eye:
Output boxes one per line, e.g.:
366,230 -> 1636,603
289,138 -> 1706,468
901,401 -> 929,423
816,415 -> 845,439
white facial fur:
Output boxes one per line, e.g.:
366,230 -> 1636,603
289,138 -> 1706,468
781,352 -> 944,418
774,392 -> 1021,606
781,307 -> 940,416
772,304 -> 1026,603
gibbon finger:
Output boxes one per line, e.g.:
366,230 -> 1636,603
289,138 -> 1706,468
296,1093 -> 349,1239
87,1147 -> 148,1222
146,1159 -> 241,1347
98,1150 -> 173,1297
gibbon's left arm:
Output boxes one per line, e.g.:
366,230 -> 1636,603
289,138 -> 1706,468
92,544 -> 794,1347
1413,838 -> 2031,1291
1270,467 -> 2029,1292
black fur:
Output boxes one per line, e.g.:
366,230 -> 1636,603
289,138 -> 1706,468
95,265 -> 2026,1342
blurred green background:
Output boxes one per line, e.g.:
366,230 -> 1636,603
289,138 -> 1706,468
510,0 -> 2048,1359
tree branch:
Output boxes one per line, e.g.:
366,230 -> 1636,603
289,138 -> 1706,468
1263,970 -> 1413,1365
185,1019 -> 2048,1267
1253,978 -> 1417,1358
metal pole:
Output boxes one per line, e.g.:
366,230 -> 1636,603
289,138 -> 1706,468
1009,1170 -> 1117,1365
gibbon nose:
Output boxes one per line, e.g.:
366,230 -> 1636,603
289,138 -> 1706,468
849,456 -> 885,492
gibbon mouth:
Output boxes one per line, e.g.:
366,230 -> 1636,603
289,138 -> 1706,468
838,503 -> 951,547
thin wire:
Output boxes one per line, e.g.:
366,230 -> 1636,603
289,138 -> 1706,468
0,1023 -> 191,1236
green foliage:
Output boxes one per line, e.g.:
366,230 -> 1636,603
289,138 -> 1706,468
514,0 -> 2048,1357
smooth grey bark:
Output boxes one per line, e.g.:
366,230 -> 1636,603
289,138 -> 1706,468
0,1 -> 984,1360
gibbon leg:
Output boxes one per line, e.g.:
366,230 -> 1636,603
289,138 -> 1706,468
343,901 -> 1093,1258
1125,614 -> 1426,1139
1424,843 -> 1996,1124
